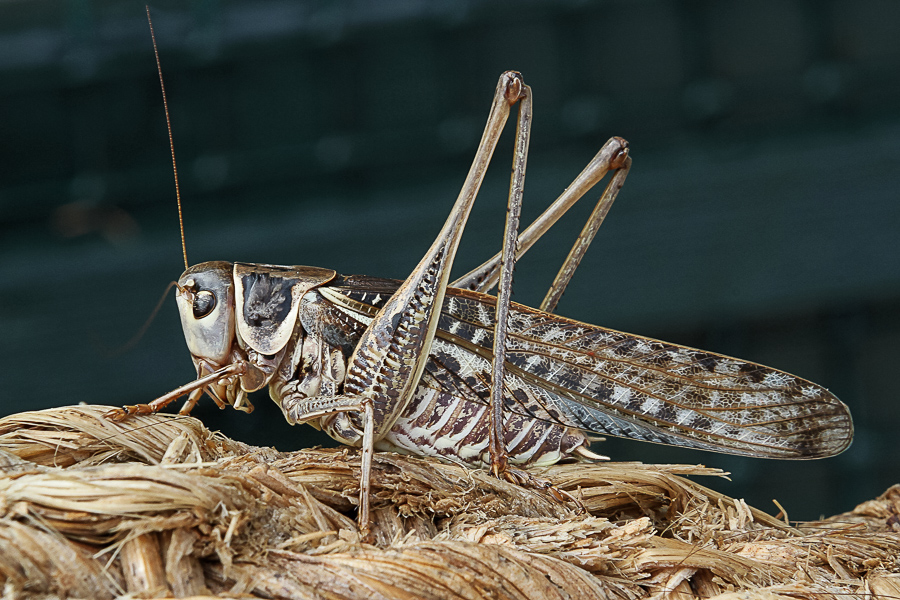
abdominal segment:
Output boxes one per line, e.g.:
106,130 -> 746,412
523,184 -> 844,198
378,384 -> 588,467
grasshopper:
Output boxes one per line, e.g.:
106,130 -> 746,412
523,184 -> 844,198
107,70 -> 853,534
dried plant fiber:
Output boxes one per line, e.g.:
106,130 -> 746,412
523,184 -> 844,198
0,405 -> 895,599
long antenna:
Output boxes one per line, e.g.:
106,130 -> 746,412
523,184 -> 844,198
147,6 -> 189,270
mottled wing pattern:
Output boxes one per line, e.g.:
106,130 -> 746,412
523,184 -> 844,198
327,276 -> 853,459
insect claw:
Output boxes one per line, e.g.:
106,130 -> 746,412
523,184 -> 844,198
501,466 -> 585,512
550,486 -> 587,514
490,453 -> 509,479
104,407 -> 130,421
105,403 -> 155,421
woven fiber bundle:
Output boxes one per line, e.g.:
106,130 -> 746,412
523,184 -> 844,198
0,405 -> 896,599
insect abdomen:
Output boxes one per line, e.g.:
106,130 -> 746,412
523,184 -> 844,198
378,383 -> 588,467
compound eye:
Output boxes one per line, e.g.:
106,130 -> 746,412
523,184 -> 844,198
192,290 -> 217,319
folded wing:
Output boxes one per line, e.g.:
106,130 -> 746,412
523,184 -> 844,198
329,276 -> 854,459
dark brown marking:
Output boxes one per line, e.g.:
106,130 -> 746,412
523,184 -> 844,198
738,363 -> 767,384
613,338 -> 638,356
696,355 -> 719,372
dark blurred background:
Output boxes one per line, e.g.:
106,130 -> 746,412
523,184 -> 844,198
1,0 -> 898,521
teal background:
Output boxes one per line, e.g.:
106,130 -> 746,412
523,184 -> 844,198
2,0 -> 899,521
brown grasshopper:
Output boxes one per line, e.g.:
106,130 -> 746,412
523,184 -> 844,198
107,70 -> 853,533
